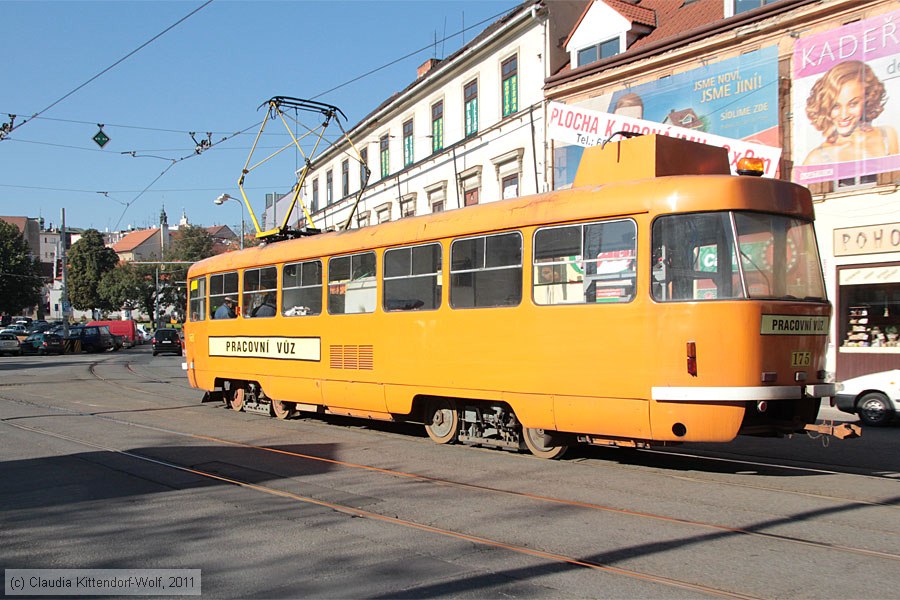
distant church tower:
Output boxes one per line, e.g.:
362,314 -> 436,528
160,205 -> 169,255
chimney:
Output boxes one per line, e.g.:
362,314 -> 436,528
417,58 -> 442,78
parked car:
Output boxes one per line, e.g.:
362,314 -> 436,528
20,333 -> 65,356
0,332 -> 21,356
152,328 -> 182,356
66,325 -> 114,353
111,333 -> 124,351
835,370 -> 900,426
88,320 -> 138,348
3,324 -> 27,335
136,325 -> 152,344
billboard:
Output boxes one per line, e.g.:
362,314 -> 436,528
552,46 -> 780,187
792,10 -> 900,184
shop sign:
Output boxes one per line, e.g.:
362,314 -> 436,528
834,223 -> 900,256
791,9 -> 900,184
839,265 -> 900,285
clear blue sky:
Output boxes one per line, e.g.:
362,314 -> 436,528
1,0 -> 520,233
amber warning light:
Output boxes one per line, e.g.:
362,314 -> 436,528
686,341 -> 697,377
736,157 -> 765,176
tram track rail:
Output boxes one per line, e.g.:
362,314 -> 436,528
0,357 -> 896,570
3,416 -> 765,600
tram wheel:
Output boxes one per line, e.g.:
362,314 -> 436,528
522,428 -> 568,460
423,398 -> 459,444
271,398 -> 295,420
230,386 -> 246,412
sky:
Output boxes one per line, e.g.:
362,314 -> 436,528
1,0 -> 520,233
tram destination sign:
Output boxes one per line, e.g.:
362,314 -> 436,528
760,315 -> 829,335
209,336 -> 321,361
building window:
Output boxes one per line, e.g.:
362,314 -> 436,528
383,243 -> 442,312
431,101 -> 443,153
282,260 -> 322,316
464,79 -> 478,137
464,189 -> 479,206
838,174 -> 878,189
328,252 -> 376,315
357,211 -> 370,228
450,232 -> 522,308
533,220 -> 636,305
341,159 -> 349,197
189,277 -> 206,321
577,38 -> 620,67
360,147 -> 369,188
501,173 -> 519,199
403,119 -> 414,167
326,170 -> 333,204
311,179 -> 319,213
209,271 -> 238,319
733,0 -> 780,17
380,134 -> 390,179
427,183 -> 446,213
377,204 -> 391,223
501,56 -> 518,117
400,195 -> 416,219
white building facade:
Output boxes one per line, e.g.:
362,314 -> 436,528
264,0 -> 587,231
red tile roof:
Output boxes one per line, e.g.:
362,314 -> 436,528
0,216 -> 30,233
629,0 -> 722,52
112,228 -> 160,253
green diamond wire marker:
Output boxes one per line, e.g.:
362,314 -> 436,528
93,129 -> 110,148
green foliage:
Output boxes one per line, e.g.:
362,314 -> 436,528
162,225 -> 216,320
98,262 -> 157,316
67,229 -> 119,311
0,220 -> 42,315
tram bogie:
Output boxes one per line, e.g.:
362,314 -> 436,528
185,135 -> 850,460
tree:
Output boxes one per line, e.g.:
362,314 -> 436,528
0,220 -> 42,315
98,262 -> 157,317
161,225 -> 215,321
67,229 -> 119,312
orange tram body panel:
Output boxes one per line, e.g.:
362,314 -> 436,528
184,135 -> 841,458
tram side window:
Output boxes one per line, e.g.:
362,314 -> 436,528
210,271 -> 239,319
450,232 -> 522,308
243,266 -> 278,318
329,252 -> 376,314
533,219 -> 636,305
384,243 -> 442,311
651,213 -> 743,302
282,260 -> 322,316
189,276 -> 206,321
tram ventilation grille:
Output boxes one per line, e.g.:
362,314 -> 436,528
330,345 -> 374,370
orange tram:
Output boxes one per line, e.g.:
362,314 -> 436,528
184,135 -> 854,459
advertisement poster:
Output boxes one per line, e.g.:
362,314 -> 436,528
552,46 -> 780,187
792,10 -> 900,184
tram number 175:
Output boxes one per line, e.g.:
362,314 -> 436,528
791,351 -> 812,367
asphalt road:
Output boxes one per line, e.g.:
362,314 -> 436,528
1,347 -> 898,599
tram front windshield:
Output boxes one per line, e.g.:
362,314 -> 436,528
651,211 -> 826,302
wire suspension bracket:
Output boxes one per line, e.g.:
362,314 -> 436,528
237,96 -> 369,242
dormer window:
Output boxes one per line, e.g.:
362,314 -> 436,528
577,38 -> 620,67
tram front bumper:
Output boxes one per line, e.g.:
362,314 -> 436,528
651,383 -> 840,403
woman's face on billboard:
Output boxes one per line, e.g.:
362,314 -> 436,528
830,78 -> 864,137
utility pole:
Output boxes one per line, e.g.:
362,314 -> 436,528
60,208 -> 69,339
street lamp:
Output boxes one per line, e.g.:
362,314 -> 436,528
214,193 -> 244,249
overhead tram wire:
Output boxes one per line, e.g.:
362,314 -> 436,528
6,0 -> 215,137
310,5 -> 517,100
110,119 -> 264,229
